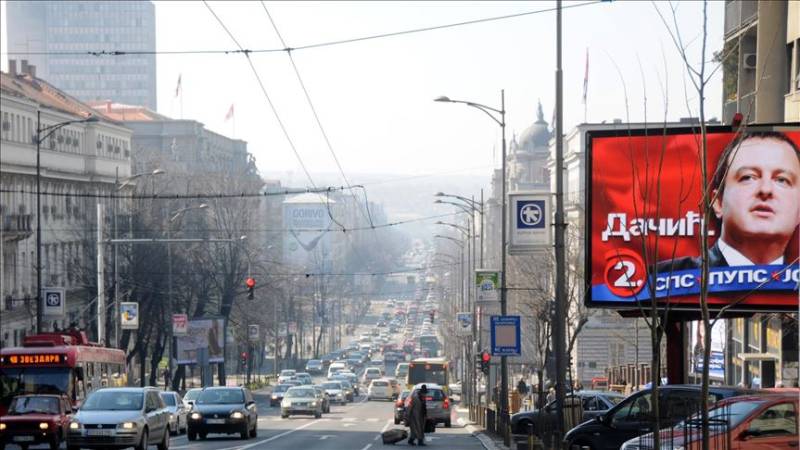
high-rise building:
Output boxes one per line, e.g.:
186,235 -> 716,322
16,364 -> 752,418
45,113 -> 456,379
6,1 -> 157,110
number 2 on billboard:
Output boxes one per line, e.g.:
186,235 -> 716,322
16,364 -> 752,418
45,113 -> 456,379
603,249 -> 645,297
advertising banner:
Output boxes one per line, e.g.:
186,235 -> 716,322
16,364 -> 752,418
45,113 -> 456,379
42,288 -> 65,316
689,320 -> 726,379
282,194 -> 334,267
490,315 -> 521,356
120,302 -> 139,330
476,270 -> 501,303
587,126 -> 799,312
509,192 -> 552,253
176,318 -> 226,365
455,312 -> 473,336
172,314 -> 188,336
248,324 -> 260,342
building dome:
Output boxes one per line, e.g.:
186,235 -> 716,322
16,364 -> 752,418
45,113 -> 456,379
517,101 -> 550,151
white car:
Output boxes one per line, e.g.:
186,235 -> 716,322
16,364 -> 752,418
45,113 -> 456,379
320,381 -> 347,405
362,367 -> 383,384
327,362 -> 346,378
367,379 -> 393,401
278,369 -> 297,383
182,388 -> 203,408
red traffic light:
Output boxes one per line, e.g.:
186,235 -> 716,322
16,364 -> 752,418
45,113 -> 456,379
241,352 -> 248,359
481,352 -> 491,363
245,277 -> 256,289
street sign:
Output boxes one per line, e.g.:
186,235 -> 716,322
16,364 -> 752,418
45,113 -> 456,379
120,302 -> 139,330
172,314 -> 188,336
42,288 -> 65,316
490,315 -> 521,356
248,324 -> 260,342
509,192 -> 552,253
475,270 -> 500,303
455,312 -> 473,336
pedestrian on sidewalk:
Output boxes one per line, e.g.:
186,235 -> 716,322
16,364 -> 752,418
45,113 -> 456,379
406,384 -> 428,446
516,378 -> 529,396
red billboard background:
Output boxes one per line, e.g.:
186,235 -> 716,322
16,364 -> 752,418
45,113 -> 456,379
587,125 -> 800,312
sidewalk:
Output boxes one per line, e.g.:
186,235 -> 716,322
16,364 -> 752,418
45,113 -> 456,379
456,407 -> 509,450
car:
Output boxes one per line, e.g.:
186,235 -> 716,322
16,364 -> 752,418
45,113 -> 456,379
311,386 -> 331,413
66,387 -> 170,450
294,372 -> 313,385
510,390 -> 624,435
270,384 -> 292,407
363,367 -> 383,384
385,378 -> 403,397
394,390 -> 412,425
159,391 -> 188,435
320,381 -> 348,405
346,358 -> 363,371
278,369 -> 297,384
564,385 -> 756,450
327,362 -> 347,378
0,394 -> 71,450
333,380 -> 355,402
305,359 -> 324,374
187,387 -> 258,441
408,383 -> 452,428
448,381 -> 463,396
368,379 -> 395,401
368,359 -> 385,368
395,363 -> 410,379
335,372 -> 360,393
182,388 -> 203,408
620,392 -> 800,450
280,387 -> 323,419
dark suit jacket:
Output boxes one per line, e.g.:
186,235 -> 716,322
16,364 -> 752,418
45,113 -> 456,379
655,242 -> 729,273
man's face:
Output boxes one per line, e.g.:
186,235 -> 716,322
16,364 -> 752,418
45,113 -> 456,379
713,137 -> 800,243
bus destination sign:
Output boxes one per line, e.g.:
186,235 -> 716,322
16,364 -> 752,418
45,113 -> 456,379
1,353 -> 67,365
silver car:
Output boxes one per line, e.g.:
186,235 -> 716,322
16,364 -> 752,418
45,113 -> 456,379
280,387 -> 323,419
160,391 -> 187,435
67,387 -> 170,450
409,383 -> 452,428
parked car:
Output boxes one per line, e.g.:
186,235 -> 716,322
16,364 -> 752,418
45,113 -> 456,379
159,391 -> 188,435
564,385 -> 756,450
620,393 -> 799,450
407,383 -> 452,428
305,359 -> 324,374
280,387 -> 323,419
510,390 -> 624,435
270,384 -> 292,407
394,390 -> 412,425
320,381 -> 348,405
187,387 -> 258,441
311,386 -> 331,413
66,387 -> 170,450
182,388 -> 203,408
0,394 -> 71,450
368,379 -> 394,401
278,369 -> 297,384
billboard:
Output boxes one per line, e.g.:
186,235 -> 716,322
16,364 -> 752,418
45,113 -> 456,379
509,192 -> 552,253
120,302 -> 139,330
282,194 -> 334,267
175,318 -> 226,365
689,320 -> 726,380
587,125 -> 799,312
475,269 -> 500,303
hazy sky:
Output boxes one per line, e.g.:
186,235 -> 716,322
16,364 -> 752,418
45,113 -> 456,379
1,1 -> 724,186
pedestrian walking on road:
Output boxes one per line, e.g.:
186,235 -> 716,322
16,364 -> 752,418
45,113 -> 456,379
406,384 -> 428,446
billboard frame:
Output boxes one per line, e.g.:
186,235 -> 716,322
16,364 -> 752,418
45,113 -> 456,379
584,122 -> 800,314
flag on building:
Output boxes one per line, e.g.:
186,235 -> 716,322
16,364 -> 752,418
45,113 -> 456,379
582,48 -> 589,105
224,104 -> 234,121
175,74 -> 182,98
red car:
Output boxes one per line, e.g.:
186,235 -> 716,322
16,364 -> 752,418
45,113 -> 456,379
622,393 -> 799,450
0,394 -> 72,450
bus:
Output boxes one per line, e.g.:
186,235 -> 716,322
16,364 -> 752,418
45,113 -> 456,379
406,357 -> 449,395
0,330 -> 126,415
417,334 -> 440,357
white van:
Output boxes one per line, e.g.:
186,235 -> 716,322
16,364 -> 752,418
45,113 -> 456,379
328,361 -> 347,378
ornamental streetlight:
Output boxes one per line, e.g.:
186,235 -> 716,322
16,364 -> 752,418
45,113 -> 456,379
435,92 -> 509,440
35,113 -> 99,333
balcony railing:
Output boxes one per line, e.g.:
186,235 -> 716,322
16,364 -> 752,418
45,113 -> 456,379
1,214 -> 34,242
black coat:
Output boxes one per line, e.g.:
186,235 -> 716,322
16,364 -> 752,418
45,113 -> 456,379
655,242 -> 728,273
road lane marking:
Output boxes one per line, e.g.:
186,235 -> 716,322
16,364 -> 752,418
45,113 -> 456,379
374,419 -> 393,441
194,419 -> 325,450
360,444 -> 372,450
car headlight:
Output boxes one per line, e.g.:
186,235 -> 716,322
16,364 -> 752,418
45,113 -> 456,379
120,422 -> 136,430
310,401 -> 317,407
272,394 -> 278,399
69,422 -> 80,430
0,423 -> 6,431
190,412 -> 202,420
231,411 -> 244,419
39,422 -> 50,430
281,400 -> 290,407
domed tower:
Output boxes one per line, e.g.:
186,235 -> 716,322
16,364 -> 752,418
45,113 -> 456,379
508,100 -> 552,191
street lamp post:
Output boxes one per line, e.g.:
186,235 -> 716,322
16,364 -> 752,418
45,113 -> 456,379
435,92 -> 509,444
35,112 -> 99,334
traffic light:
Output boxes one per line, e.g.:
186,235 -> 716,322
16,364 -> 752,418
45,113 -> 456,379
480,351 -> 491,375
429,311 -> 435,323
245,277 -> 256,300
240,351 -> 248,367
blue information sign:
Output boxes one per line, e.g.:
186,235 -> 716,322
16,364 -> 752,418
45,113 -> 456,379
490,315 -> 521,356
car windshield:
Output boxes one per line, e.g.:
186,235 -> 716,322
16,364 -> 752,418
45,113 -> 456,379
683,400 -> 766,428
286,388 -> 315,398
280,370 -> 296,377
605,395 -> 624,405
82,391 -> 142,411
273,385 -> 290,393
160,393 -> 177,406
372,381 -> 388,387
197,389 -> 244,405
322,383 -> 341,389
0,367 -> 71,401
183,390 -> 201,401
9,396 -> 60,414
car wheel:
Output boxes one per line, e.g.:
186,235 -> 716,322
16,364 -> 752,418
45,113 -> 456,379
249,423 -> 258,438
569,441 -> 595,450
188,431 -> 197,441
314,411 -> 322,419
240,423 -> 249,440
49,433 -> 61,450
445,420 -> 452,428
157,428 -> 170,450
281,413 -> 289,419
169,421 -> 177,436
135,429 -> 148,450
199,432 -> 207,440
518,420 -> 534,435
394,418 -> 400,425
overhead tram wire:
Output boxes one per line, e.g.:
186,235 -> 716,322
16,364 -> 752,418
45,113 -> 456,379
261,2 -> 377,230
3,1 -> 601,58
202,0 -> 317,190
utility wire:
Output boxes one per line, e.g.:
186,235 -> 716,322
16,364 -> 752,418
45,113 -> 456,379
0,185 -> 357,200
2,2 -> 601,57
